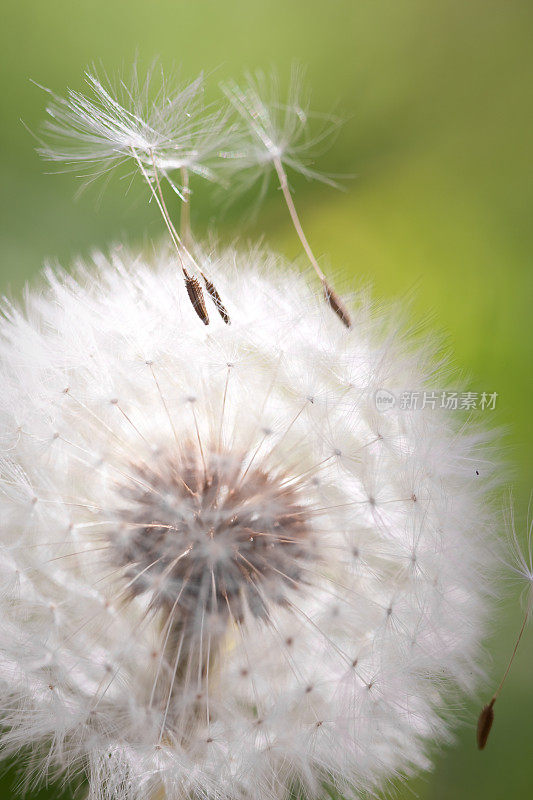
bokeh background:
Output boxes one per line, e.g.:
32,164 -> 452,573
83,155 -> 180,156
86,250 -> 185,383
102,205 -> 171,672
0,0 -> 532,797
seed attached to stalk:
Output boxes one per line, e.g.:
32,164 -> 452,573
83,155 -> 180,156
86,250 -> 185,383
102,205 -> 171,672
185,272 -> 210,325
203,275 -> 231,324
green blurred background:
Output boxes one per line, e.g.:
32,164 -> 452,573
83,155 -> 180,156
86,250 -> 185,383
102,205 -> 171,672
0,0 -> 532,797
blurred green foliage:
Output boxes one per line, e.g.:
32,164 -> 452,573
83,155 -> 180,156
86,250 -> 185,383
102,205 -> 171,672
0,1 -> 532,798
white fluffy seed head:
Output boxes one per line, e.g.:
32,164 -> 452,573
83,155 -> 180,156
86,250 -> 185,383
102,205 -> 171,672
0,245 -> 499,800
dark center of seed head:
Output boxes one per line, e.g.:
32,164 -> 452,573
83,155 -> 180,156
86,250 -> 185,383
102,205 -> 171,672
109,446 -> 313,628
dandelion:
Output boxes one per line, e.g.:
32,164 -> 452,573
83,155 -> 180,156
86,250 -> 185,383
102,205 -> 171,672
477,498 -> 532,749
505,495 -> 533,608
36,63 -> 233,326
0,66 -> 501,800
37,62 -> 229,197
221,66 -> 342,191
222,67 -> 351,327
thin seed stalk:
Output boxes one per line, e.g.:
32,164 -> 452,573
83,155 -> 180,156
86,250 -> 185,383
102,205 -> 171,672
272,157 -> 352,328
180,166 -> 192,251
146,151 -> 229,325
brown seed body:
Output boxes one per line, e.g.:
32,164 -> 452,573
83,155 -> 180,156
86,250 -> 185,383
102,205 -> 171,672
203,276 -> 231,324
323,281 -> 352,328
477,700 -> 495,750
185,274 -> 210,325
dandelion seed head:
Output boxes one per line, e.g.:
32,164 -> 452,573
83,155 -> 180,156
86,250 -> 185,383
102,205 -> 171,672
0,245 -> 499,800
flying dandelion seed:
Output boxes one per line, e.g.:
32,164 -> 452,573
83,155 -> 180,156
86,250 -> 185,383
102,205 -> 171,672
220,65 -> 343,191
0,65 -> 502,800
222,67 -> 351,325
477,498 -> 532,749
37,62 -> 231,196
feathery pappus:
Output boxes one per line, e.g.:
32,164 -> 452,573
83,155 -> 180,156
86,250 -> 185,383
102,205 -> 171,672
0,64 -> 501,800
